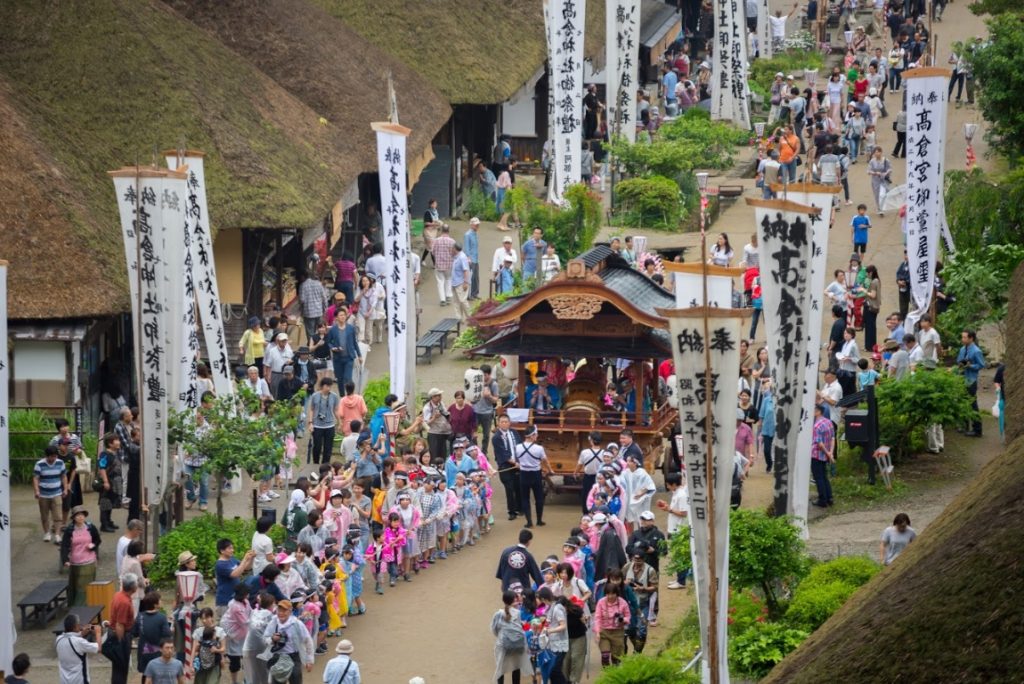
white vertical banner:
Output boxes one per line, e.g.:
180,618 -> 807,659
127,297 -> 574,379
758,0 -> 773,59
772,184 -> 839,537
661,308 -> 742,684
606,0 -> 640,143
903,69 -> 950,329
663,263 -> 743,310
551,0 -> 586,198
159,174 -> 198,413
165,152 -> 234,397
544,0 -> 561,204
373,123 -> 412,402
748,198 -> 820,518
112,169 -> 180,503
712,0 -> 751,129
0,261 -> 12,673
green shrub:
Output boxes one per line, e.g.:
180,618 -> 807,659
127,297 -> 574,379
462,185 -> 500,221
362,375 -> 392,416
614,175 -> 683,230
507,183 -> 603,259
672,509 -> 808,617
748,52 -> 825,94
595,653 -> 698,684
805,555 -> 881,589
9,408 -> 54,483
729,621 -> 809,679
728,588 -> 770,637
785,556 -> 880,630
151,514 -> 286,585
872,371 -> 978,460
786,580 -> 859,631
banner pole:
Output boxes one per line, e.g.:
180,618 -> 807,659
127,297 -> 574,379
698,185 -> 721,684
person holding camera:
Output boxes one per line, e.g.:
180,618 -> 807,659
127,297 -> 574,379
956,330 -> 986,437
56,614 -> 102,684
775,125 -> 801,183
593,582 -> 632,667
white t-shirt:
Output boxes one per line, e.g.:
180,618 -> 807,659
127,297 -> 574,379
667,486 -> 690,534
577,447 -> 605,476
917,328 -> 941,362
742,243 -> 759,268
116,535 -> 132,577
769,15 -> 788,39
821,380 -> 844,419
907,344 -> 924,367
251,532 -> 275,575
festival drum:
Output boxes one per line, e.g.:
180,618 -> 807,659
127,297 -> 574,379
464,368 -> 484,403
561,379 -> 604,418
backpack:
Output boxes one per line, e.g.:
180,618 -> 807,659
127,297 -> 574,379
497,615 -> 528,652
198,638 -> 217,671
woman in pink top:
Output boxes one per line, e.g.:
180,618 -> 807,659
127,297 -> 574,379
593,582 -> 631,666
60,505 -> 101,606
333,253 -> 357,303
337,383 -> 367,436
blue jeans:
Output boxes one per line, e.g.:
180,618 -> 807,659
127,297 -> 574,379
847,135 -> 861,157
811,458 -> 833,505
781,160 -> 798,183
333,357 -> 354,386
183,464 -> 209,505
495,187 -> 506,214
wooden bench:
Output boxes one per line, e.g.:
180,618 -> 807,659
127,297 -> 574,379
18,579 -> 69,630
51,605 -> 105,635
416,330 -> 447,364
429,317 -> 462,349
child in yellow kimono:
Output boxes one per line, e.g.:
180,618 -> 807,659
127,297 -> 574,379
321,550 -> 348,635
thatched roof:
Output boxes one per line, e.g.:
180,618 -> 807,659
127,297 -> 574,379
762,447 -> 1024,679
312,0 -> 607,105
161,0 -> 450,180
0,79 -> 128,319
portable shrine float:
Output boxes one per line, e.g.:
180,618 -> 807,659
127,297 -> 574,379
469,246 -> 680,493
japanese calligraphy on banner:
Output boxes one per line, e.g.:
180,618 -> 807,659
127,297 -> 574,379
157,172 -> 198,415
550,0 -> 586,198
902,68 -> 950,329
165,152 -> 234,398
373,122 -> 412,402
0,261 -> 13,672
771,184 -> 839,536
112,168 -> 182,502
758,0 -> 773,59
659,308 -> 741,684
606,0 -> 640,143
712,0 -> 751,129
544,0 -> 561,204
663,262 -> 743,310
748,198 -> 820,517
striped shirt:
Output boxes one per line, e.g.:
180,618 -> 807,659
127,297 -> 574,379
34,457 -> 66,498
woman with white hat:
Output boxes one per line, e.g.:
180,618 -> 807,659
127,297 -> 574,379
422,388 -> 452,468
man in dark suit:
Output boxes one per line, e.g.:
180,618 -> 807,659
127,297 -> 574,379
491,414 -> 521,520
325,309 -> 362,386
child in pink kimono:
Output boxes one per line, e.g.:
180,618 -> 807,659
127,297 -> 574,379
381,512 -> 407,588
365,529 -> 386,595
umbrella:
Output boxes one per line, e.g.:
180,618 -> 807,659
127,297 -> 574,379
881,183 -> 907,212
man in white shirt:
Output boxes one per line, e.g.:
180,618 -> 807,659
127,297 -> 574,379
769,4 -> 799,50
916,314 -> 942,369
657,472 -> 689,589
572,430 -> 605,515
817,369 -> 844,419
906,334 -> 924,369
263,333 -> 294,396
492,237 -> 519,279
116,519 -> 153,577
56,614 -> 102,683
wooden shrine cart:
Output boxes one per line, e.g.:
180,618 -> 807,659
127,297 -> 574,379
470,246 -> 679,495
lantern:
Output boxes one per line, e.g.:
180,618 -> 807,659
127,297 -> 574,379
383,411 -> 401,437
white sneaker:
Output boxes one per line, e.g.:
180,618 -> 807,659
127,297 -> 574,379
43,532 -> 52,542
268,490 -> 281,499
667,581 -> 685,590
258,493 -> 273,503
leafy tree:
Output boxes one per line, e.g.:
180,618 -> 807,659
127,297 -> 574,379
614,175 -> 684,230
669,509 -> 809,617
944,169 -> 1024,251
506,183 -> 603,261
969,0 -> 1021,15
937,243 -> 1024,354
873,371 -> 978,460
970,15 -> 1024,163
170,386 -> 301,523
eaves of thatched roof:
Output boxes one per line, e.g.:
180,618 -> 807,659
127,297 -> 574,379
0,78 -> 128,320
0,0 -> 449,320
312,0 -> 607,105
160,0 -> 451,184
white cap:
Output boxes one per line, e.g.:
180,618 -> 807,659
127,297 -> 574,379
470,217 -> 481,225
592,513 -> 608,524
640,510 -> 656,521
276,332 -> 289,341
